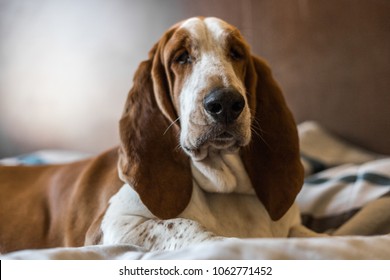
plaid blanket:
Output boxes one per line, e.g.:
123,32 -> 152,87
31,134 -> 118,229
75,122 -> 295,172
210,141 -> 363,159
298,121 -> 390,235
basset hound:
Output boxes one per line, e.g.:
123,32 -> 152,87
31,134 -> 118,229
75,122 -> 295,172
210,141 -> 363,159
0,17 -> 318,253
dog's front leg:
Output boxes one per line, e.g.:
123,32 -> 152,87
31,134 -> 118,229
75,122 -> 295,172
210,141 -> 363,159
102,215 -> 220,251
99,184 -> 220,251
131,218 -> 221,251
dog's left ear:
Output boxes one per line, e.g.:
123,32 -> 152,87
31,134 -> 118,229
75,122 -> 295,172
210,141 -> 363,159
118,31 -> 192,219
242,55 -> 304,221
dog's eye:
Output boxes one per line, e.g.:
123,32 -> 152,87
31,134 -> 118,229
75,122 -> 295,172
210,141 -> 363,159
229,47 -> 244,61
175,50 -> 192,65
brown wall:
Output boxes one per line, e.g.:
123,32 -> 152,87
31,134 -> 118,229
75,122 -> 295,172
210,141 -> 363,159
184,0 -> 390,154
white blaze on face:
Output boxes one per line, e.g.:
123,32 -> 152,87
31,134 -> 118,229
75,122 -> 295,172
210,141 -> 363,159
178,17 -> 248,157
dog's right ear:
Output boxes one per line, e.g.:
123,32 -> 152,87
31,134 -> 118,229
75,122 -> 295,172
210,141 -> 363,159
118,34 -> 192,219
241,56 -> 304,221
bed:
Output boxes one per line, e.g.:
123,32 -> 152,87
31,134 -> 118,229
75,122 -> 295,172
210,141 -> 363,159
1,121 -> 389,260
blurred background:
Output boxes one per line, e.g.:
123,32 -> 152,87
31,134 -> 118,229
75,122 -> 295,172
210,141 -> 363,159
0,0 -> 389,157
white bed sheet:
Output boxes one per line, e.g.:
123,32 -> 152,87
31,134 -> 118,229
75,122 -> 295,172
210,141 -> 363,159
3,235 -> 390,260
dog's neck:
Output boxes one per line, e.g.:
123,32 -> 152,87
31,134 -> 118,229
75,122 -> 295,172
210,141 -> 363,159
190,149 -> 254,194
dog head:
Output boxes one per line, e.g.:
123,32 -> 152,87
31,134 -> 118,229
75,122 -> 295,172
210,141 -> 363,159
118,17 -> 303,221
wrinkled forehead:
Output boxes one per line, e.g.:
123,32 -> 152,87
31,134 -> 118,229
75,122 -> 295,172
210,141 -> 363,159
180,17 -> 228,39
176,17 -> 238,49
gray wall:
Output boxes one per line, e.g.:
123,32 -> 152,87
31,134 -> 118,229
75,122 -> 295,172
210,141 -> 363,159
0,0 -> 186,156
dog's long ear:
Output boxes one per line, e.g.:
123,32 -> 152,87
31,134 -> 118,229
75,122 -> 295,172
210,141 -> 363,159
118,34 -> 192,219
242,56 -> 304,221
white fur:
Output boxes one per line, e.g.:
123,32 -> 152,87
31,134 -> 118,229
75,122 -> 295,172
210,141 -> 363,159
101,184 -> 220,250
191,150 -> 254,193
182,151 -> 301,237
101,184 -> 152,245
179,17 -> 251,160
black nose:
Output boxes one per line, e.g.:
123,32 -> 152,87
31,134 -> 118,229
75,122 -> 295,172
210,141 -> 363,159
203,88 -> 245,124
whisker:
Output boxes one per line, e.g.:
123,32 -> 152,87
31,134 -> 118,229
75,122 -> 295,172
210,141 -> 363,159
250,125 -> 261,138
174,143 -> 182,152
251,116 -> 271,149
163,117 -> 181,135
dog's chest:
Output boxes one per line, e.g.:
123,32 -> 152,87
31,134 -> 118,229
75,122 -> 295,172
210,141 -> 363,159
179,184 -> 282,238
181,152 -> 295,238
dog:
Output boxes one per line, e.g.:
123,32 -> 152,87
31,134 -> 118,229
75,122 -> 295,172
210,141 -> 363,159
0,17 -> 316,253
